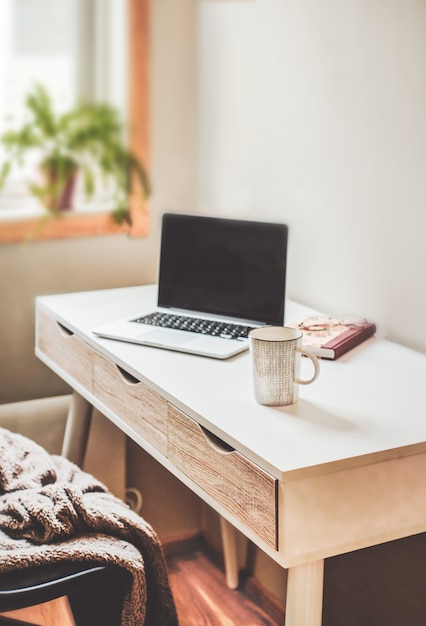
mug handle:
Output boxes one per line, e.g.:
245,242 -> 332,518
294,347 -> 320,385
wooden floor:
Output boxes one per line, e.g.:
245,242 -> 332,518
0,546 -> 284,626
167,548 -> 284,626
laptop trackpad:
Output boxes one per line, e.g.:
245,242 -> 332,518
138,328 -> 194,346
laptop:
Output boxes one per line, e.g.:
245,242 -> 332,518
93,213 -> 288,359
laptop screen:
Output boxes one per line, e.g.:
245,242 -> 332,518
157,214 -> 288,326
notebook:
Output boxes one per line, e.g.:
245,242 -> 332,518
93,213 -> 288,359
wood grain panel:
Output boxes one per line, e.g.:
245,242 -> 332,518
36,310 -> 93,390
168,405 -> 277,549
93,354 -> 167,455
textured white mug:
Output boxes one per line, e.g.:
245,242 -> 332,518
249,326 -> 320,406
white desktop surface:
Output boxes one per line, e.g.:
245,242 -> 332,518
36,284 -> 426,481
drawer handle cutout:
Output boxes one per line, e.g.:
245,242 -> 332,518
199,426 -> 234,455
116,365 -> 141,385
56,322 -> 74,337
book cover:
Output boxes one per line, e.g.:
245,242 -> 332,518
289,317 -> 377,360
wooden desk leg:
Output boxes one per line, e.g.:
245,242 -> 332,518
219,517 -> 240,589
285,560 -> 324,626
61,392 -> 93,467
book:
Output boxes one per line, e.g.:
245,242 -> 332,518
289,317 -> 377,360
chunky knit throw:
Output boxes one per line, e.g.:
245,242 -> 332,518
0,427 -> 178,625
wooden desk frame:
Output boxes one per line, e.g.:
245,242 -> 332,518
35,286 -> 426,626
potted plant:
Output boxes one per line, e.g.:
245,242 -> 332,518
0,84 -> 151,223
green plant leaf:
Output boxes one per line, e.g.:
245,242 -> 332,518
0,162 -> 11,190
0,84 -> 151,220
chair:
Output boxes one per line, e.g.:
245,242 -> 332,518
0,401 -> 133,626
0,561 -> 131,626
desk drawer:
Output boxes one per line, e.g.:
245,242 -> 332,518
36,310 -> 93,390
93,354 -> 168,455
168,405 -> 277,549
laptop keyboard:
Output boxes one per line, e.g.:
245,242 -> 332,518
132,312 -> 255,341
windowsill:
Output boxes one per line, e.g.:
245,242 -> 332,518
0,204 -> 150,243
0,197 -> 117,220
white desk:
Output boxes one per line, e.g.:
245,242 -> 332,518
35,285 -> 426,625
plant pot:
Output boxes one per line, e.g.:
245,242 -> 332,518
55,170 -> 77,211
40,161 -> 78,212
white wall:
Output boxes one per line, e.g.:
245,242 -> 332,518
197,0 -> 426,354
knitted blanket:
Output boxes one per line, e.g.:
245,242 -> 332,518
0,427 -> 178,626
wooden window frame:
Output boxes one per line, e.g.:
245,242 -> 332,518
0,0 -> 149,243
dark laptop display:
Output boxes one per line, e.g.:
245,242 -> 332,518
158,213 -> 288,325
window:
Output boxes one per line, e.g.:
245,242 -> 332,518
0,0 -> 77,213
0,0 -> 149,241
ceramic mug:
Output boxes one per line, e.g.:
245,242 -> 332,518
249,326 -> 320,406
